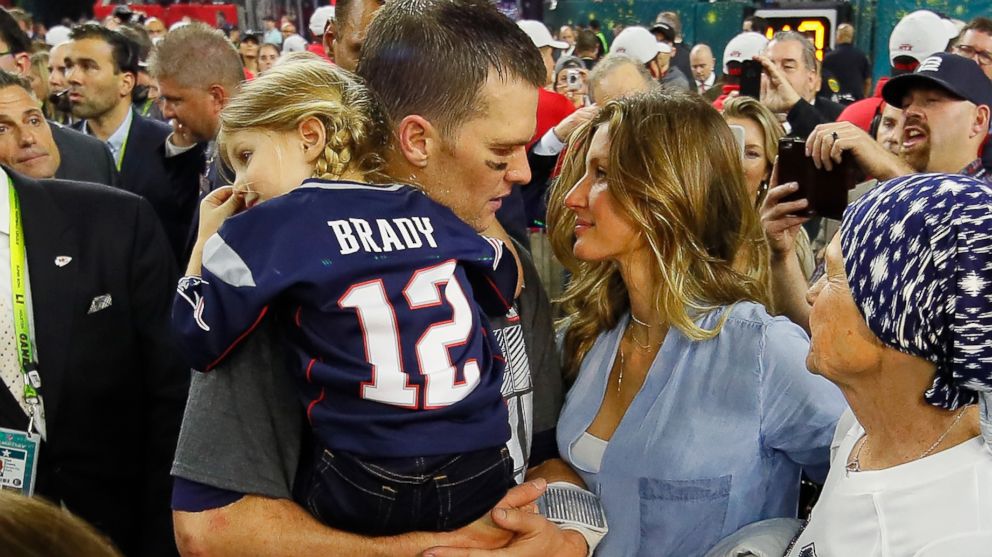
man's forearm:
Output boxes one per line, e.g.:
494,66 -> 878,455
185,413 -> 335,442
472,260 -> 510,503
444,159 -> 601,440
174,496 -> 439,557
770,251 -> 812,334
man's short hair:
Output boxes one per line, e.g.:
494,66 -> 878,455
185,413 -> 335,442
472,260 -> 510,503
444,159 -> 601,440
575,29 -> 600,53
0,9 -> 30,55
69,23 -> 140,75
744,15 -> 770,36
657,11 -> 682,37
118,24 -> 153,64
770,30 -> 817,72
962,17 -> 992,37
357,0 -> 545,136
0,69 -> 34,96
587,53 -> 654,103
148,22 -> 243,90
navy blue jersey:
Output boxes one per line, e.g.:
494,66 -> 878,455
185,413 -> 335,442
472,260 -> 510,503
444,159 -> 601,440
173,180 -> 516,457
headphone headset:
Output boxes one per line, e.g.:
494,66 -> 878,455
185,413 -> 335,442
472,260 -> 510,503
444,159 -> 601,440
868,101 -> 884,139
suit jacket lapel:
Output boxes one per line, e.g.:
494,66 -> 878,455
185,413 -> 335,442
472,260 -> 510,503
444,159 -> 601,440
12,171 -> 78,429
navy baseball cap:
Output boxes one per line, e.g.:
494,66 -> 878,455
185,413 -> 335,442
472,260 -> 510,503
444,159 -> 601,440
882,52 -> 992,109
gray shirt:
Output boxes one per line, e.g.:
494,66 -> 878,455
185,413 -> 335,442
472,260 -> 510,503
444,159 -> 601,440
660,66 -> 691,92
172,240 -> 563,498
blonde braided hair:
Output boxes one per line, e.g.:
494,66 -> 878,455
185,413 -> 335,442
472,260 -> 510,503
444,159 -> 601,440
218,58 -> 388,181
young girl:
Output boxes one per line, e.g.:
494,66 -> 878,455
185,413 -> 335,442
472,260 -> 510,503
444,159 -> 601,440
172,59 -> 516,535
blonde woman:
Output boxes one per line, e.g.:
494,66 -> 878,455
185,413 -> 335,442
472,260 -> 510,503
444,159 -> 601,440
545,90 -> 845,556
172,59 -> 517,536
28,51 -> 52,118
722,96 -> 815,283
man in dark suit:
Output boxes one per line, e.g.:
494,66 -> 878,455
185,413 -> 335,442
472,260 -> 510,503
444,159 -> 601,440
50,122 -> 120,186
0,166 -> 188,556
756,31 -> 845,138
66,23 -> 204,263
0,70 -> 119,187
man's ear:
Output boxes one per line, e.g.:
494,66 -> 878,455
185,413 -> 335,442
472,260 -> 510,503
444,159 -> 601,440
325,20 -> 338,64
119,71 -> 136,99
973,105 -> 991,138
13,52 -> 30,77
298,116 -> 327,164
207,83 -> 229,111
395,115 -> 436,169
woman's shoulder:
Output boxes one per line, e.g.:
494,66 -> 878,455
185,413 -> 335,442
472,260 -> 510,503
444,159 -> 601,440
720,302 -> 808,339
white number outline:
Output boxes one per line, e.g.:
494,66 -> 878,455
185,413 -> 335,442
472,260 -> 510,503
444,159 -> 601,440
339,259 -> 480,409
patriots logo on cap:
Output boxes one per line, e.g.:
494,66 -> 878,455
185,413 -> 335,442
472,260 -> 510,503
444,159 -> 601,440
730,50 -> 741,57
918,56 -> 942,73
898,43 -> 913,51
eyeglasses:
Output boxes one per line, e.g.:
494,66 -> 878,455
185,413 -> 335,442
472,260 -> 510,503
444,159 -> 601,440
954,44 -> 992,67
0,51 -> 13,58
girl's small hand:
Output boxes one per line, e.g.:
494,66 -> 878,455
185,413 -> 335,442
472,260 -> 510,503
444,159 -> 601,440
197,186 -> 246,243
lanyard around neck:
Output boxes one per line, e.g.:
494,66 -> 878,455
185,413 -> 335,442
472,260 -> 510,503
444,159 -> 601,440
115,122 -> 131,171
8,181 -> 42,431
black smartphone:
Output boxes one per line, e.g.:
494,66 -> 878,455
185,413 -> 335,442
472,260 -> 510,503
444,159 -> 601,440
739,60 -> 762,99
777,137 -> 862,220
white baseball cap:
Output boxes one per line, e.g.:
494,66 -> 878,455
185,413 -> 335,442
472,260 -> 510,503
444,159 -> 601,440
45,25 -> 71,47
888,10 -> 959,66
282,34 -> 308,53
309,6 -> 335,37
611,26 -> 670,65
517,20 -> 568,50
722,31 -> 768,73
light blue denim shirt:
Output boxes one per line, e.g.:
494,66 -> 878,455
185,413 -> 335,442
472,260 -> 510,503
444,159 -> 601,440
557,302 -> 846,557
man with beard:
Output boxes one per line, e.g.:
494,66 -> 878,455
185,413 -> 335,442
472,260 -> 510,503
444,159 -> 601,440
66,23 -> 204,263
760,51 -> 992,334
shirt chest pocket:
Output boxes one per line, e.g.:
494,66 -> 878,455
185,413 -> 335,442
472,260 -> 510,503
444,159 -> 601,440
637,475 -> 732,557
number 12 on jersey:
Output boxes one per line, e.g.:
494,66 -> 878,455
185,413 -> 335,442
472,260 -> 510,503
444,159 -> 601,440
339,260 -> 481,410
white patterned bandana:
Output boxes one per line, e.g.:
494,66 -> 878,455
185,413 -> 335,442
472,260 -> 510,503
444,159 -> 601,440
840,173 -> 992,410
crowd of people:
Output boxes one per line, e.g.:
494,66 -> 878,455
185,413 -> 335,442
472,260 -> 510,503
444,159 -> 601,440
0,2 -> 989,557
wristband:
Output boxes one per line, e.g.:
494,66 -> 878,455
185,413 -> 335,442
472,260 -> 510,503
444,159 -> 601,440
537,482 -> 608,556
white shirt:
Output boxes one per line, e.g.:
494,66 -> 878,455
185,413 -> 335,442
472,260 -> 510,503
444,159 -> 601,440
532,128 -> 567,157
788,419 -> 992,557
82,108 -> 133,166
696,72 -> 716,93
0,167 -> 45,438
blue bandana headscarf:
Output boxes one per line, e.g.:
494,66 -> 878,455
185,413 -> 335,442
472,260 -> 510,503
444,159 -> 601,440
840,173 -> 992,411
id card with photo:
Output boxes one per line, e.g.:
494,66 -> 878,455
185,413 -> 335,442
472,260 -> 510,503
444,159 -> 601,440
0,426 -> 40,495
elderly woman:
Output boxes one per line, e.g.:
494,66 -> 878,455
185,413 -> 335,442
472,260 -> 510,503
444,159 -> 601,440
546,89 -> 845,556
786,173 -> 992,556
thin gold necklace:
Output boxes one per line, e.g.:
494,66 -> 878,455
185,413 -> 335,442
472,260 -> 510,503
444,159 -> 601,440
847,405 -> 970,474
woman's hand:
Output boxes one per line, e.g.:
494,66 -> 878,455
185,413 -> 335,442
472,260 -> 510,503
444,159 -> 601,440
760,160 -> 810,260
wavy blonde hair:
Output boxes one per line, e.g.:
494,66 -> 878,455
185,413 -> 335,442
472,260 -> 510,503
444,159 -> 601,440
218,58 -> 388,181
547,89 -> 771,379
721,95 -> 784,201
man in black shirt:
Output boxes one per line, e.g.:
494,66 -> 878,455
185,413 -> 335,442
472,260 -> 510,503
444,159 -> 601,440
823,23 -> 871,102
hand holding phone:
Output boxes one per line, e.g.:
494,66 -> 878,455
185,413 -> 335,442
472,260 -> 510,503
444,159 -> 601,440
777,137 -> 862,220
739,60 -> 762,99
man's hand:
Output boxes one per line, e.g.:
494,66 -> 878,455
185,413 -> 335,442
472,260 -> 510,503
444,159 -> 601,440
552,105 -> 600,144
422,509 -> 588,557
755,55 -> 802,114
169,118 -> 197,149
431,479 -> 550,553
805,121 -> 913,179
760,161 -> 809,260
